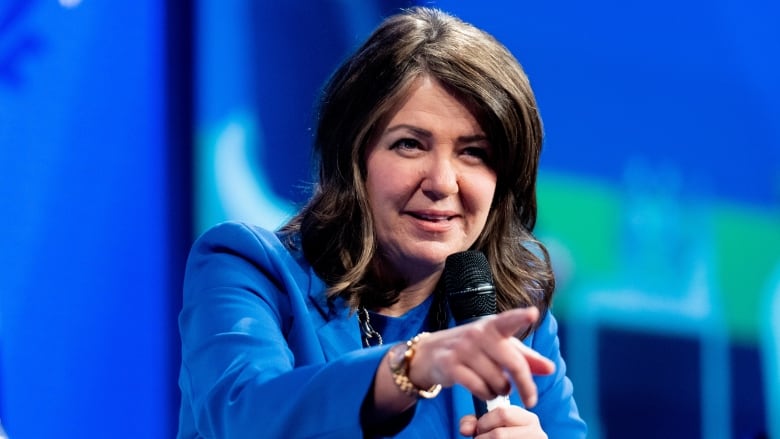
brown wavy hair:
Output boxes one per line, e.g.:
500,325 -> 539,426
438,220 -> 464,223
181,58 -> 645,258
280,7 -> 554,322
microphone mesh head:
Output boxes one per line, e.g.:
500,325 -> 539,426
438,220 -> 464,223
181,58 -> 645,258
443,251 -> 497,323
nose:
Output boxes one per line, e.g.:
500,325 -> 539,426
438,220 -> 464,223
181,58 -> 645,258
420,154 -> 458,200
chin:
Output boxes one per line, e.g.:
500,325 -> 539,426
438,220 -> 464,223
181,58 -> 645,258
405,246 -> 459,269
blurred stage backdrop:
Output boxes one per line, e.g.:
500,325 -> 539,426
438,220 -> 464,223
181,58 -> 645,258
1,0 -> 778,438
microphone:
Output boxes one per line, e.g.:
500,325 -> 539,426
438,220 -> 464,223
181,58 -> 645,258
443,250 -> 511,418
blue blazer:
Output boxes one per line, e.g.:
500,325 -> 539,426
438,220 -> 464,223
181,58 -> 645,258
177,222 -> 587,438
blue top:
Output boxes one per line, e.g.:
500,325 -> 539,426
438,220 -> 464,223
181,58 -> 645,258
177,221 -> 587,438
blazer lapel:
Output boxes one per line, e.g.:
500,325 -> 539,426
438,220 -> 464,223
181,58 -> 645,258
305,270 -> 362,361
316,310 -> 362,361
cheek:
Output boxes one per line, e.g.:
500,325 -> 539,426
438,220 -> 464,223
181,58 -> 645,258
366,168 -> 393,205
367,160 -> 418,202
366,168 -> 402,223
365,159 -> 385,202
464,174 -> 497,215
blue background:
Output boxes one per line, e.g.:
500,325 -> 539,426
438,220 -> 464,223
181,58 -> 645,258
1,0 -> 777,437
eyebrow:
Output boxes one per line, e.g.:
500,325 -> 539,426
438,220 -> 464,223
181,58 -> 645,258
384,124 -> 489,144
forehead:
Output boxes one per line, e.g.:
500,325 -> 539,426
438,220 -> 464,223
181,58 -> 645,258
381,76 -> 485,135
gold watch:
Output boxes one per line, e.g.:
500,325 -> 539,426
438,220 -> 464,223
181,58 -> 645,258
388,332 -> 442,399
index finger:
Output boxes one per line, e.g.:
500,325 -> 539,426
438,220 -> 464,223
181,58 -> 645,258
491,306 -> 540,338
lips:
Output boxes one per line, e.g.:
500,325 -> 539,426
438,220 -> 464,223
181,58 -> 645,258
407,210 -> 458,222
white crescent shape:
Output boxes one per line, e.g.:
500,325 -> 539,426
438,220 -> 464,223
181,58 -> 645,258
212,116 -> 296,231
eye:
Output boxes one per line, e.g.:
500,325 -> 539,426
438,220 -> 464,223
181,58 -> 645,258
462,146 -> 492,164
390,138 -> 423,151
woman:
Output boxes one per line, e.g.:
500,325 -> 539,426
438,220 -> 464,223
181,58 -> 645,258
178,7 -> 586,438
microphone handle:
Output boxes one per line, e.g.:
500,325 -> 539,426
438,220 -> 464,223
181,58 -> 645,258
474,394 -> 511,418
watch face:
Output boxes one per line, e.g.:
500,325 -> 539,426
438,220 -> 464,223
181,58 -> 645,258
388,343 -> 408,372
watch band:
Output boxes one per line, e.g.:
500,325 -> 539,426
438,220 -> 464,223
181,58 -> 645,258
389,332 -> 443,399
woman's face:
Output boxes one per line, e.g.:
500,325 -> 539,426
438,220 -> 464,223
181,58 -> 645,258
365,76 -> 497,283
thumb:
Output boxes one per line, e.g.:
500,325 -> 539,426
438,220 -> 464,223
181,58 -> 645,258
492,306 -> 540,338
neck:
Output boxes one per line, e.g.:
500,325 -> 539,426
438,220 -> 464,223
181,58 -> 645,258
373,273 -> 440,317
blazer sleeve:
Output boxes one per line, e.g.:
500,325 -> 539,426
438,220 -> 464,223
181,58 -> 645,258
529,311 -> 588,438
178,222 -> 389,438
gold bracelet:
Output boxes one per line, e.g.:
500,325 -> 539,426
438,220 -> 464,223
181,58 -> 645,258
388,332 -> 443,399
